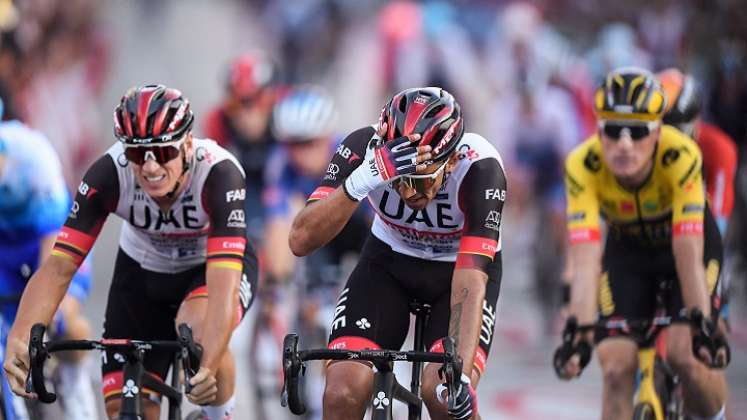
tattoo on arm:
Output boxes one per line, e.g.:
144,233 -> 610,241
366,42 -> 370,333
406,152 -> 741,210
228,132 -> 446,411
449,288 -> 469,346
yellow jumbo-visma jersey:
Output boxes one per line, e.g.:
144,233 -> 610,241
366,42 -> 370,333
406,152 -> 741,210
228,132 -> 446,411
565,125 -> 705,246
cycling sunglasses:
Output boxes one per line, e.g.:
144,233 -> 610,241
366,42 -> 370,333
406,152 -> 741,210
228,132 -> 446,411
123,139 -> 184,165
599,121 -> 660,141
397,159 -> 448,193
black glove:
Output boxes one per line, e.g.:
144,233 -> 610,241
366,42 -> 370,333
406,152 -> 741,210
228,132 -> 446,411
343,135 -> 420,201
444,373 -> 477,420
690,308 -> 730,369
553,316 -> 593,378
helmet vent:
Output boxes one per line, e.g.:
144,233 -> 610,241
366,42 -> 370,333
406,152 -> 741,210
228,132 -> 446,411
398,96 -> 407,113
424,104 -> 444,119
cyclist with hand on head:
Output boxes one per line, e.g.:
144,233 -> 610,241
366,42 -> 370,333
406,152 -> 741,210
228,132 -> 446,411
3,85 -> 258,420
0,96 -> 98,420
555,67 -> 729,420
289,87 -> 508,420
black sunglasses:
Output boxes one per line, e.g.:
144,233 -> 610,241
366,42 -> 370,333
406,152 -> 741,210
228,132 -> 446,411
600,122 -> 658,141
124,142 -> 182,165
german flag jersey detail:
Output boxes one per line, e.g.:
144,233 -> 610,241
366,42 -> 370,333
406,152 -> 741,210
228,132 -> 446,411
565,125 -> 705,246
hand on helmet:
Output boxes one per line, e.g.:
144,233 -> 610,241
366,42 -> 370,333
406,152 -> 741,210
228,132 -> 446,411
343,122 -> 430,201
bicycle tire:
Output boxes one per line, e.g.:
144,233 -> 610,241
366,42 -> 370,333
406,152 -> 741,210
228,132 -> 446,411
184,409 -> 203,420
632,403 -> 657,420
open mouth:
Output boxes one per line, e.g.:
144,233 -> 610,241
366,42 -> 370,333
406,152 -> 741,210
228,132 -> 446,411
144,174 -> 166,184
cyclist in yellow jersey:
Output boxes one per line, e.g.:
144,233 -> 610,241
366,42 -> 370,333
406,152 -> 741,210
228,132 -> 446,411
554,67 -> 729,420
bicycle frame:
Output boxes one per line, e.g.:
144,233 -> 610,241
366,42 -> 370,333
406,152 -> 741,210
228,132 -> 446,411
26,323 -> 202,420
591,315 -> 681,420
635,347 -> 665,420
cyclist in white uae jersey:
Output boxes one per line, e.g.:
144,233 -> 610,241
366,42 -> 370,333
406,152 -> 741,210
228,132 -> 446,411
290,87 -> 508,420
3,85 -> 258,420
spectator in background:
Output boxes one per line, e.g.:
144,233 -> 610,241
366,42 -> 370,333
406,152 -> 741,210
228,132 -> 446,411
257,85 -> 370,419
203,51 -> 281,241
377,0 -> 485,125
637,0 -> 687,70
485,1 -> 583,335
585,22 -> 652,84
14,0 -> 110,190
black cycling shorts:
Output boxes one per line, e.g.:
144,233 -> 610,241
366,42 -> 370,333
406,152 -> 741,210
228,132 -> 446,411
595,206 -> 723,345
101,244 -> 258,401
327,234 -> 501,375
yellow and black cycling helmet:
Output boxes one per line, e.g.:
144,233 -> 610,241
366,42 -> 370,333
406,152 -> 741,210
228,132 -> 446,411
594,67 -> 667,122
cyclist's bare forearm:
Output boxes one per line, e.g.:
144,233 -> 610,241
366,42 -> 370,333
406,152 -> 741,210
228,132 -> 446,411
288,187 -> 360,256
673,234 -> 710,317
449,268 -> 488,377
201,266 -> 241,372
8,255 -> 77,341
569,242 -> 602,324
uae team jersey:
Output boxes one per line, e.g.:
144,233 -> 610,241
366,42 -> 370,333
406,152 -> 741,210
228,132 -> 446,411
308,126 -> 507,267
52,138 -> 249,274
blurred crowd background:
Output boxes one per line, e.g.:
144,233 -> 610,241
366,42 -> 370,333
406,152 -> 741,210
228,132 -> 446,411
2,0 -> 747,418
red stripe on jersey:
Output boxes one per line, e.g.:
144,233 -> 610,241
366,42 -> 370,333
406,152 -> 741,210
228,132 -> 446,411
569,228 -> 601,244
458,236 -> 498,259
428,338 -> 488,374
673,221 -> 703,236
207,236 -> 246,256
474,347 -> 488,374
328,336 -> 381,351
308,186 -> 335,202
55,227 -> 96,254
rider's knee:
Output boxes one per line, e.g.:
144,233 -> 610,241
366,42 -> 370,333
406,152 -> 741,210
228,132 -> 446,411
323,363 -> 371,412
420,365 -> 444,408
666,341 -> 700,380
598,343 -> 637,390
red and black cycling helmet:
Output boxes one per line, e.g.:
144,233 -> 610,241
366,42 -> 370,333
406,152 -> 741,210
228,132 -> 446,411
113,84 -> 194,145
226,52 -> 278,100
380,87 -> 464,162
658,68 -> 701,128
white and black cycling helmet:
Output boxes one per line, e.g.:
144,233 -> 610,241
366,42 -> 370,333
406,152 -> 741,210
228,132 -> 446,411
272,85 -> 337,142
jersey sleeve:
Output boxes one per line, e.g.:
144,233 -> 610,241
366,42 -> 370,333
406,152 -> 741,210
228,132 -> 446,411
307,126 -> 373,202
455,158 -> 507,272
564,142 -> 602,244
663,134 -> 706,236
202,159 -> 248,271
52,155 -> 119,267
